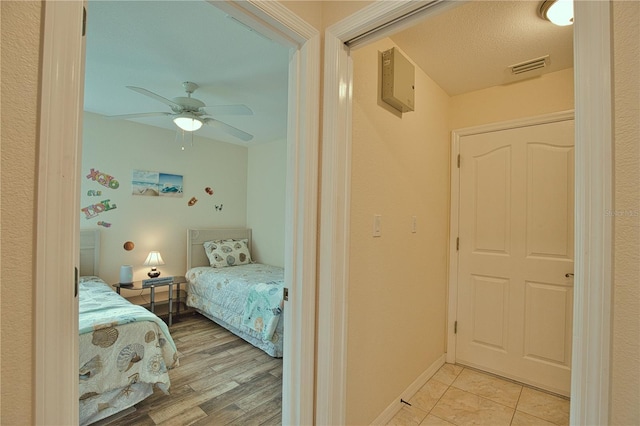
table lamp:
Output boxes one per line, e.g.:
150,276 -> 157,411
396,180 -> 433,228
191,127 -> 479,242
143,251 -> 165,278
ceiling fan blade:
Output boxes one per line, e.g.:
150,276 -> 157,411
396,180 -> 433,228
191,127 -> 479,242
201,104 -> 253,116
203,118 -> 254,142
105,112 -> 172,120
126,86 -> 182,110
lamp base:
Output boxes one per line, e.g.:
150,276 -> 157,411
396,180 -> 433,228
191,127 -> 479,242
147,271 -> 161,278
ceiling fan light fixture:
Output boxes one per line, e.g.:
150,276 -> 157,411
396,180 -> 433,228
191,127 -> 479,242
173,113 -> 203,132
539,0 -> 574,26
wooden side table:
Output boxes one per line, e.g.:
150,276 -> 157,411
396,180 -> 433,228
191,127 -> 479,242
113,276 -> 187,326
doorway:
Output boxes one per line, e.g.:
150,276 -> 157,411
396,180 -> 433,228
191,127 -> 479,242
35,2 -> 319,425
453,114 -> 575,396
319,1 -> 613,425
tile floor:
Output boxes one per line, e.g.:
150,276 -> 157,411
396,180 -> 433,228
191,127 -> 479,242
387,364 -> 570,426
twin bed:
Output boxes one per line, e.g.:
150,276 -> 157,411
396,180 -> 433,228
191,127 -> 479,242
185,228 -> 285,358
79,230 -> 179,425
78,228 -> 285,424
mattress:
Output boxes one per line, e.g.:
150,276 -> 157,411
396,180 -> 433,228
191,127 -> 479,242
186,263 -> 285,357
78,276 -> 179,425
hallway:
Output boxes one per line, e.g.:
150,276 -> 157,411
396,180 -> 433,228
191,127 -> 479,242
387,364 -> 570,425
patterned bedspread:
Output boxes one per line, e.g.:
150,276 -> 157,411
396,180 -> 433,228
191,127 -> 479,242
186,263 -> 285,357
79,276 -> 179,425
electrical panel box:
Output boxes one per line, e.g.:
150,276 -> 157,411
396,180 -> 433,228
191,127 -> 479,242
381,47 -> 415,113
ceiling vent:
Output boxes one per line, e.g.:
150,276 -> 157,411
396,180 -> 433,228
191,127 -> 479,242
509,55 -> 549,75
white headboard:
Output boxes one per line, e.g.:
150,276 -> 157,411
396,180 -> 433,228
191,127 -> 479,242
79,229 -> 101,277
187,228 -> 252,269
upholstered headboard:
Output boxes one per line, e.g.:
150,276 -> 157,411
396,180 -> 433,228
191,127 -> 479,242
79,229 -> 101,277
187,228 -> 252,269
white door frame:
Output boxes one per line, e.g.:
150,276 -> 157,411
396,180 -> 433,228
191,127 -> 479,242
446,110 -> 575,387
319,1 -> 612,425
35,2 -> 319,425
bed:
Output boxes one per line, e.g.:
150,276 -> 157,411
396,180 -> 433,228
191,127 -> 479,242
79,230 -> 179,425
185,228 -> 285,358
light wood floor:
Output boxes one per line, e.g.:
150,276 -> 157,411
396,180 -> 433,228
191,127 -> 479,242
109,313 -> 283,425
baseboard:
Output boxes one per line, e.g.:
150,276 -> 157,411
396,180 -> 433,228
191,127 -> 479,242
371,354 -> 446,425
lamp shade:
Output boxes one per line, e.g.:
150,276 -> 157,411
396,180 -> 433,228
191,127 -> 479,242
143,251 -> 165,267
173,113 -> 203,132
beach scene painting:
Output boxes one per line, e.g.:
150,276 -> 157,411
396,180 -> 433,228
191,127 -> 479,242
132,170 -> 183,197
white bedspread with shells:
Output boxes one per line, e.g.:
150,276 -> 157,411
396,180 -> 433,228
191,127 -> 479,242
186,263 -> 285,357
78,276 -> 179,426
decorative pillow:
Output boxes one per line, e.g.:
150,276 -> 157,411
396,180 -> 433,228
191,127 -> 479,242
204,239 -> 252,268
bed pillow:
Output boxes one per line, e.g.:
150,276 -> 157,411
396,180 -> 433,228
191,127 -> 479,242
204,238 -> 252,268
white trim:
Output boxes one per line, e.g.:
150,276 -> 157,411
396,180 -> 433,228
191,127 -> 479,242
446,130 -> 460,365
571,1 -> 613,424
36,1 -> 85,424
281,21 -> 321,426
36,1 -> 319,425
370,355 -> 446,426
446,110 -> 575,366
317,31 -> 353,426
228,5 -> 320,424
320,0 -> 613,423
450,110 -> 576,138
211,0 -> 316,47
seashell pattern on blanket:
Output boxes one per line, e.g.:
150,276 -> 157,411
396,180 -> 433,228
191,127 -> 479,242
147,354 -> 167,376
92,327 -> 119,348
145,330 -> 156,343
79,392 -> 99,401
116,343 -> 145,372
79,355 -> 103,381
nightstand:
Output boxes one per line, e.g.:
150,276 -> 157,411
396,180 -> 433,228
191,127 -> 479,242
113,276 -> 187,326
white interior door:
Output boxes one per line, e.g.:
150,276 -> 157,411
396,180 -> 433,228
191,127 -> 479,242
456,119 -> 574,395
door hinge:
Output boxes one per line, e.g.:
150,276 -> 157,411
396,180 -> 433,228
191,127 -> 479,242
283,287 -> 289,301
454,321 -> 458,334
82,6 -> 87,37
457,154 -> 460,168
456,237 -> 459,251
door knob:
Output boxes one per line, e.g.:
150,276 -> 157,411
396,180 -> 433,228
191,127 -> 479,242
565,273 -> 574,278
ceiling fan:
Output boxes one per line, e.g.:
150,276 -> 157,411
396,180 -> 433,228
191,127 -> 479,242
106,81 -> 254,142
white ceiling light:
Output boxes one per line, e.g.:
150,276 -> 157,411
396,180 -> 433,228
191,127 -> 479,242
539,0 -> 574,26
173,112 -> 203,132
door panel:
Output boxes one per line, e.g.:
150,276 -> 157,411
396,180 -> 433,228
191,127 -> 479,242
474,146 -> 511,254
470,275 -> 509,350
524,281 -> 573,366
526,143 -> 574,258
456,119 -> 574,395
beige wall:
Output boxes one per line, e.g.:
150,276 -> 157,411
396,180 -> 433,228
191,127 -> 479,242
348,39 -> 450,424
611,1 -> 640,424
449,67 -> 575,129
0,1 -> 40,424
81,113 -> 251,284
247,139 -> 287,268
0,1 -> 42,424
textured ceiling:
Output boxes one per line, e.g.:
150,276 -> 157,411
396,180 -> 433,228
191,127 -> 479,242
84,0 -> 290,146
390,0 -> 574,96
84,1 -> 574,145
